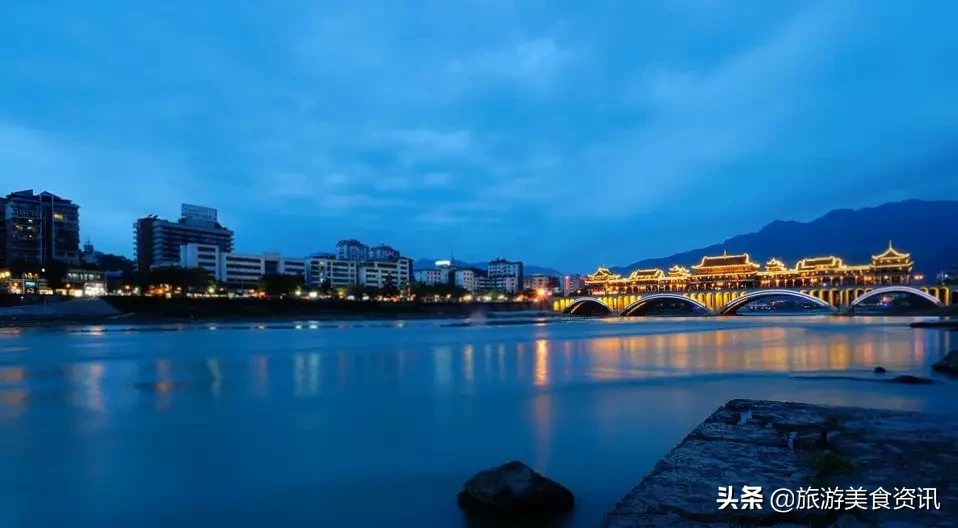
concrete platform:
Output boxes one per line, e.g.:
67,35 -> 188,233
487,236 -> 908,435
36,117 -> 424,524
605,399 -> 958,527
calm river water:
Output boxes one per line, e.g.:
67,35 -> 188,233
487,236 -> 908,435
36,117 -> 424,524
1,316 -> 956,527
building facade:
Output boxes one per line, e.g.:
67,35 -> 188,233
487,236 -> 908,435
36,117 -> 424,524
220,253 -> 265,287
179,243 -> 220,276
563,274 -> 584,295
369,244 -> 400,261
523,274 -> 553,291
179,243 -> 307,288
306,256 -> 359,289
358,258 -> 411,290
584,243 -> 916,295
455,269 -> 479,292
1,190 -> 80,266
336,239 -> 369,261
135,204 -> 233,271
487,258 -> 523,293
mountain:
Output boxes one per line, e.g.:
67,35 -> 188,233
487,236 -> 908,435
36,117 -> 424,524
412,258 -> 563,277
610,200 -> 958,277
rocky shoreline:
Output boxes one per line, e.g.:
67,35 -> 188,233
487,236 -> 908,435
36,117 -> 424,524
605,399 -> 957,527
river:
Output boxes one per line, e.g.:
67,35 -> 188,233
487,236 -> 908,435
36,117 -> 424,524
1,316 -> 956,527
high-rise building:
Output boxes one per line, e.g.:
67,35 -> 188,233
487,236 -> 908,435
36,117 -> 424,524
1,190 -> 80,266
369,244 -> 400,261
134,204 -> 233,271
487,258 -> 523,293
563,274 -> 584,295
336,239 -> 369,261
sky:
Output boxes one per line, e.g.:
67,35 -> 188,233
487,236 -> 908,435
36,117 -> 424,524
2,1 -> 958,273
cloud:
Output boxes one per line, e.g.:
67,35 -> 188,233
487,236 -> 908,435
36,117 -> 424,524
0,121 -> 214,250
422,172 -> 454,187
443,38 -> 578,93
3,1 -> 957,271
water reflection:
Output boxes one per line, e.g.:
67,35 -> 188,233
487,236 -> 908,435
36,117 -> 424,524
1,318 -> 956,528
462,344 -> 474,388
535,339 -> 549,386
66,362 -> 105,412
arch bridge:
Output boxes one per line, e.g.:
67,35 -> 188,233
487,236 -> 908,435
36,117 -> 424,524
555,285 -> 952,316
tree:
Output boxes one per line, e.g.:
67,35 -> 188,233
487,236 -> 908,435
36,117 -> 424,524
98,253 -> 135,276
411,281 -> 468,300
147,266 -> 212,295
42,259 -> 69,292
381,275 -> 399,297
319,279 -> 333,295
258,273 -> 305,296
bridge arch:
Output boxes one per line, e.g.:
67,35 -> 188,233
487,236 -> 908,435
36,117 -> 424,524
621,294 -> 712,316
716,289 -> 837,316
562,297 -> 613,316
848,286 -> 943,312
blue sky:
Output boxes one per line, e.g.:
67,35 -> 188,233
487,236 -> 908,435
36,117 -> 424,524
3,1 -> 957,272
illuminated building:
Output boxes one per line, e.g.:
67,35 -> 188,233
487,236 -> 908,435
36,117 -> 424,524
584,243 -> 915,294
563,274 -> 585,295
1,190 -> 80,266
135,204 -> 234,271
523,274 -> 554,291
488,258 -> 523,293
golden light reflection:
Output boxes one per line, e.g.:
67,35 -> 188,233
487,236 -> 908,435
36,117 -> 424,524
0,367 -> 27,422
534,339 -> 549,386
578,323 -> 931,380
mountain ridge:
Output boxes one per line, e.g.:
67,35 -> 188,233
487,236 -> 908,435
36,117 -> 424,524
609,200 -> 957,277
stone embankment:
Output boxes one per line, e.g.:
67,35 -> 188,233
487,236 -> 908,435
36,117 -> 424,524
605,399 -> 957,527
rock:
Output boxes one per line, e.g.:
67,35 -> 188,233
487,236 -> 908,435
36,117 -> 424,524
874,366 -> 887,374
457,461 -> 574,517
932,350 -> 958,376
889,375 -> 934,385
604,399 -> 958,527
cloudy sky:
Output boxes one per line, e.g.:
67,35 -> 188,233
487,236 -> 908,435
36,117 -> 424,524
3,1 -> 957,272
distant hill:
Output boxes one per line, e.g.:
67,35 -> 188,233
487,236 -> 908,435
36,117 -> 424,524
412,258 -> 563,277
611,200 -> 958,277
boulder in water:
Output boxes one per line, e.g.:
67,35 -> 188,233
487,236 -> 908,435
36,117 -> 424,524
457,461 -> 574,517
874,366 -> 887,374
932,350 -> 958,376
889,375 -> 934,385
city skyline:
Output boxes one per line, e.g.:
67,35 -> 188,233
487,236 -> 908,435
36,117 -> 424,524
3,2 -> 958,271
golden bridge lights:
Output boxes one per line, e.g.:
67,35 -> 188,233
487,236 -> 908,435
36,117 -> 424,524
584,243 -> 916,294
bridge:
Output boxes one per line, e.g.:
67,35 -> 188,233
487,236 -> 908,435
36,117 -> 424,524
554,285 -> 954,316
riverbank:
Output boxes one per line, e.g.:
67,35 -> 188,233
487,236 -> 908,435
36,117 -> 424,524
0,296 -> 553,326
605,399 -> 957,527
